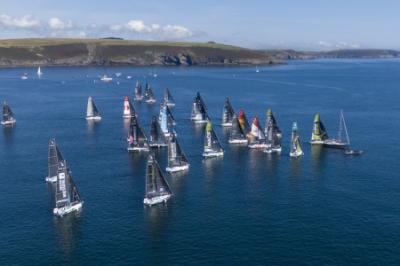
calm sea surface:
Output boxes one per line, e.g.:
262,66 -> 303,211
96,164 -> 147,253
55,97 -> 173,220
1,59 -> 400,265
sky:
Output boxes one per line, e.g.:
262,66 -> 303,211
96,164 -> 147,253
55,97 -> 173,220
0,0 -> 399,50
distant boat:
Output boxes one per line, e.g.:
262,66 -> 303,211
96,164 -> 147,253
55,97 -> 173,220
310,113 -> 329,145
45,138 -> 64,183
134,81 -> 143,101
191,92 -> 208,123
264,109 -> 282,153
1,101 -> 16,126
115,72 -> 122,77
144,154 -> 172,206
256,66 -> 260,73
126,75 -> 132,79
53,159 -> 83,217
166,133 -> 189,173
123,96 -> 136,118
159,103 -> 176,137
127,115 -> 150,152
248,116 -> 267,149
203,120 -> 224,158
238,109 -> 250,135
149,116 -> 167,148
100,75 -> 113,82
229,113 -> 248,144
163,88 -> 175,107
86,96 -> 102,121
37,66 -> 43,77
290,122 -> 304,157
144,83 -> 156,104
21,73 -> 28,80
221,97 -> 235,127
323,110 -> 350,149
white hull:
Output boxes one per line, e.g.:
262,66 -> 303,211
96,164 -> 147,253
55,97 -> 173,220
221,122 -> 232,127
229,139 -> 248,144
166,164 -> 189,173
145,99 -> 156,104
1,119 -> 16,125
53,202 -> 83,217
134,96 -> 143,101
45,175 -> 57,183
86,116 -> 102,121
248,143 -> 268,149
166,102 -> 175,107
123,114 -> 133,118
264,147 -> 282,154
127,146 -> 150,152
144,194 -> 171,206
310,140 -> 324,145
290,151 -> 304,157
191,118 -> 207,124
21,76 -> 28,80
202,151 -> 224,158
101,77 -> 113,82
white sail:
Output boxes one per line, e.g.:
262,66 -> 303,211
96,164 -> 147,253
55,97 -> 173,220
37,66 -> 43,76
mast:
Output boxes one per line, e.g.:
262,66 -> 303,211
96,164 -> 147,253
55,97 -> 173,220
145,154 -> 172,199
338,110 -> 350,145
48,139 -> 64,179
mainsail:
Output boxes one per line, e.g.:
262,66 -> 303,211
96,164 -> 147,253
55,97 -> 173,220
238,109 -> 250,134
203,121 -> 224,156
229,113 -> 247,143
86,96 -> 100,118
164,88 -> 175,107
127,115 -> 150,151
311,113 -> 329,143
134,81 -> 143,101
2,101 -> 15,124
123,96 -> 136,118
159,103 -> 175,136
191,92 -> 208,122
145,154 -> 172,200
167,133 -> 189,169
290,122 -> 303,157
149,116 -> 167,147
221,97 -> 235,126
55,160 -> 81,210
144,83 -> 156,103
248,116 -> 266,147
265,109 -> 282,151
47,139 -> 64,182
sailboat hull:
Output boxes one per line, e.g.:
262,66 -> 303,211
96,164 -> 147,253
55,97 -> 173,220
45,175 -> 57,183
145,99 -> 156,104
86,116 -> 102,121
53,202 -> 83,217
323,139 -> 348,149
309,140 -> 325,145
143,194 -> 171,206
229,139 -> 248,144
248,143 -> 268,149
191,119 -> 207,124
202,151 -> 224,158
149,143 -> 168,148
166,102 -> 175,107
263,147 -> 282,154
1,119 -> 16,125
134,96 -> 143,101
221,122 -> 233,127
290,151 -> 304,157
127,147 -> 150,152
166,164 -> 190,173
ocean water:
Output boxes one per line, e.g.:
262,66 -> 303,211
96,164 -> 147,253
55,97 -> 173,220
0,59 -> 400,265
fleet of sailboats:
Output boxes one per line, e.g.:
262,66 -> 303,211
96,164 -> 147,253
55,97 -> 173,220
144,154 -> 172,206
203,121 -> 224,158
2,101 -> 16,126
290,122 -> 304,157
86,96 -> 102,121
127,115 -> 150,152
166,133 -> 190,173
221,97 -> 235,127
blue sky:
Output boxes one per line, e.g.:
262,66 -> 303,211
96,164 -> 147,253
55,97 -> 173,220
1,0 -> 399,50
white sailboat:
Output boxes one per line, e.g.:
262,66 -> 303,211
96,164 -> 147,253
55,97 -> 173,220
53,160 -> 83,217
323,110 -> 350,149
248,116 -> 267,149
100,75 -> 112,82
144,154 -> 172,206
45,139 -> 64,183
21,73 -> 28,80
86,96 -> 102,121
290,122 -> 304,157
37,66 -> 43,77
144,83 -> 156,104
159,103 -> 176,137
191,92 -> 208,124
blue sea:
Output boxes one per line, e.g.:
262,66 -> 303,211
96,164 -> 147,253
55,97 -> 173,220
1,59 -> 399,265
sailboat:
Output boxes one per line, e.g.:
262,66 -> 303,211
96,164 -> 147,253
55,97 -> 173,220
144,83 -> 156,104
159,103 -> 176,137
86,96 -> 102,121
191,92 -> 208,124
166,133 -> 190,173
21,73 -> 28,80
45,139 -> 64,183
323,110 -> 350,149
221,97 -> 235,127
248,116 -> 267,149
37,66 -> 43,77
149,116 -> 168,148
264,109 -> 282,153
2,101 -> 16,125
100,74 -> 112,82
53,160 -> 83,217
143,154 -> 172,206
123,96 -> 136,118
290,122 -> 304,157
203,120 -> 224,158
163,88 -> 175,107
238,109 -> 250,135
127,115 -> 150,152
310,113 -> 329,145
134,81 -> 143,101
229,113 -> 248,144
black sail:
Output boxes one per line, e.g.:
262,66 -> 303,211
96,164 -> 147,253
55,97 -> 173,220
222,98 -> 234,124
48,139 -> 64,179
145,154 -> 172,199
229,114 -> 246,141
149,116 -> 166,145
168,133 -> 189,167
2,101 -> 14,122
128,115 -> 149,149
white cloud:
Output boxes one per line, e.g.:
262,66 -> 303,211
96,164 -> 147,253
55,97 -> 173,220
161,25 -> 192,39
0,14 -> 40,29
317,40 -> 361,50
48,17 -> 73,30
